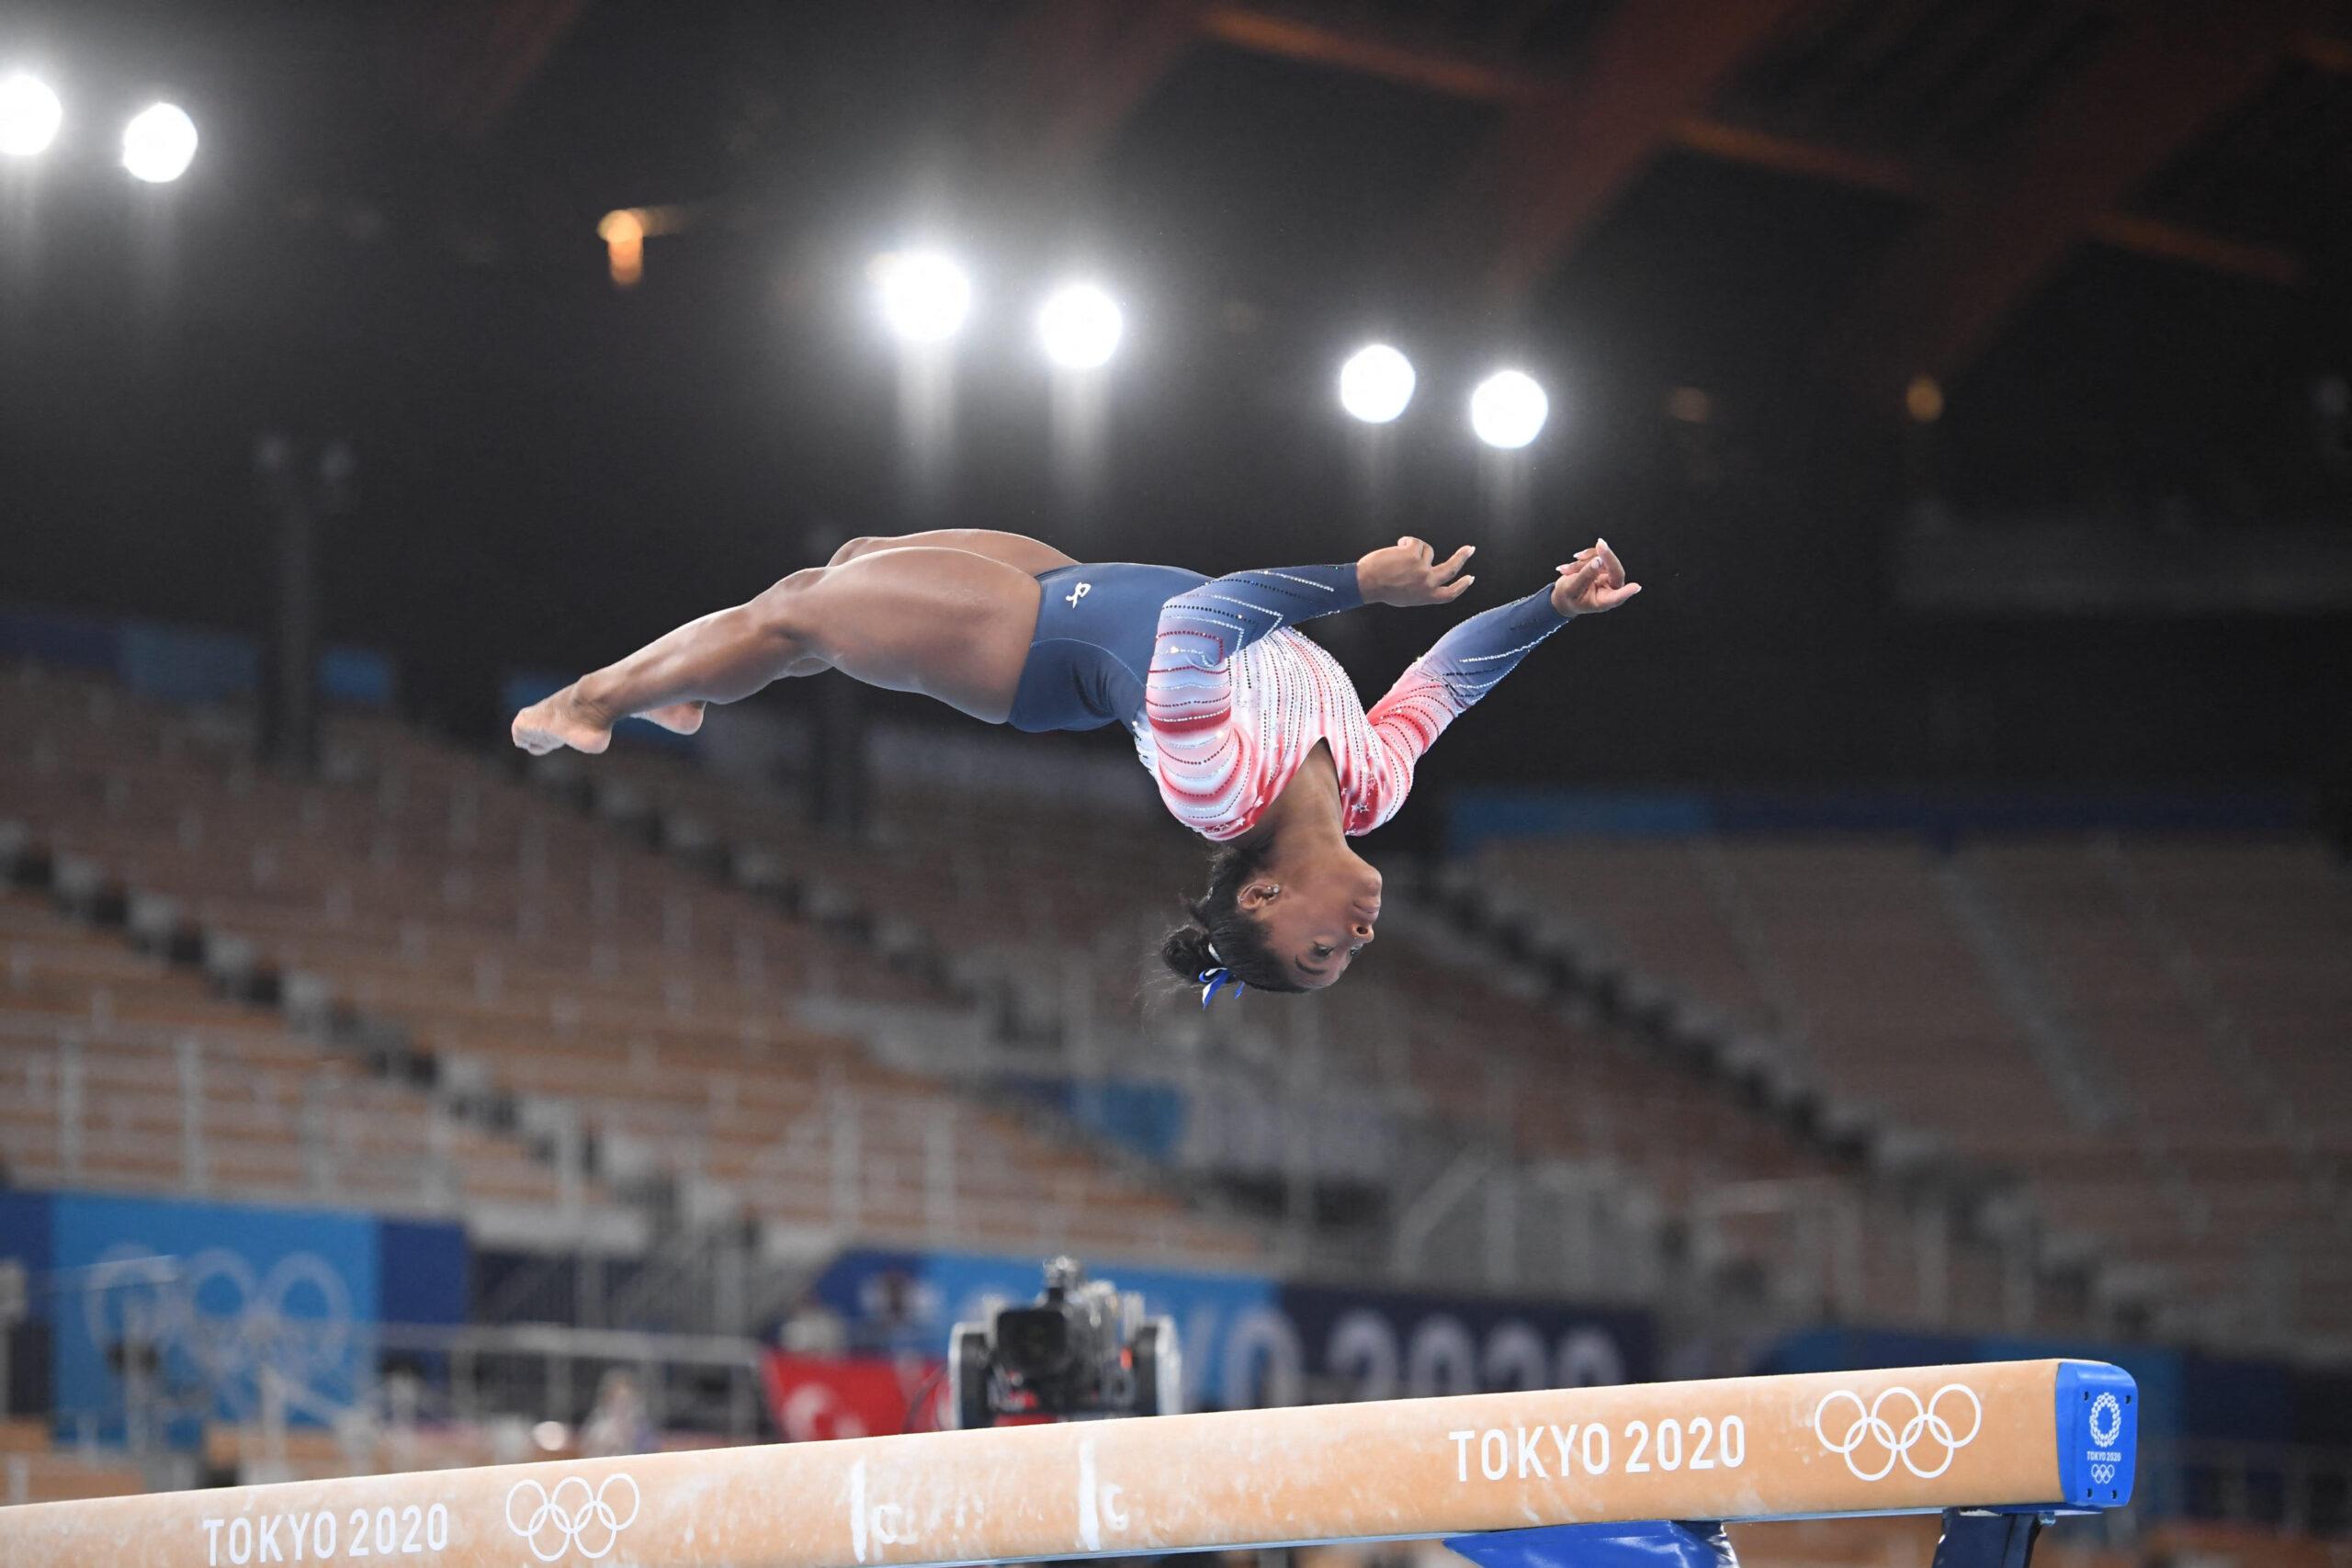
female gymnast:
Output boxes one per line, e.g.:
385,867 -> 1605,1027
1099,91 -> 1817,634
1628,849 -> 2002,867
512,531 -> 1640,997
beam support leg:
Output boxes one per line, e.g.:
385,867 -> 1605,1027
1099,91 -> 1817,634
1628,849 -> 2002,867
1930,1508 -> 2048,1568
1448,1518 -> 1738,1568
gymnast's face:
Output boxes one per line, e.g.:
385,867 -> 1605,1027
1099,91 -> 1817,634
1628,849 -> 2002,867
1237,844 -> 1381,989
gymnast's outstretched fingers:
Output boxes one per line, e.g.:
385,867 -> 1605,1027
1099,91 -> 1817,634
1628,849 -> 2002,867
1553,539 -> 1641,615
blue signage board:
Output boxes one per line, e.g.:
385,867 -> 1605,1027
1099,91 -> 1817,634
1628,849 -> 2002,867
0,1191 -> 465,1434
810,1248 -> 1650,1412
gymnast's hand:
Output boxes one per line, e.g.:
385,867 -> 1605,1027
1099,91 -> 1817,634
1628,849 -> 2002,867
1356,536 -> 1476,607
1552,537 -> 1642,615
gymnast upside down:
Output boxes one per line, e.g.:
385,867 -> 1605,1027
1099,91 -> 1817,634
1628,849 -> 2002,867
512,530 -> 1640,995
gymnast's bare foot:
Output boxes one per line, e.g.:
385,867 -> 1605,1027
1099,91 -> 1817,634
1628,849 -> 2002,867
639,701 -> 706,735
511,685 -> 613,755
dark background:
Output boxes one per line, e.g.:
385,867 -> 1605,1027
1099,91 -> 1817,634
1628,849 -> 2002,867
5,1 -> 2349,809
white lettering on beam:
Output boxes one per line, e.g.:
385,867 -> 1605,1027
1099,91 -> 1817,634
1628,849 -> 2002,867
202,1504 -> 435,1565
1077,1441 -> 1102,1553
1076,1435 -> 1132,1551
1445,1416 -> 1746,1483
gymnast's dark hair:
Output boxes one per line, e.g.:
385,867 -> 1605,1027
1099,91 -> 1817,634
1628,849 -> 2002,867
1158,836 -> 1306,996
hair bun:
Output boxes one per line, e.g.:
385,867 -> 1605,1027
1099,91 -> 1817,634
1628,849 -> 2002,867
1159,924 -> 1216,980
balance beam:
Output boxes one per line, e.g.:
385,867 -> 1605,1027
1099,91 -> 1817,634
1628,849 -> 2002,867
0,1359 -> 2136,1568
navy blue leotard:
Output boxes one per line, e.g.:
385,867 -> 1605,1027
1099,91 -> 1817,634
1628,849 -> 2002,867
1007,563 -> 1208,733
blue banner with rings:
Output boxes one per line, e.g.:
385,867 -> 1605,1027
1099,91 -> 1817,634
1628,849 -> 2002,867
5,1191 -> 466,1436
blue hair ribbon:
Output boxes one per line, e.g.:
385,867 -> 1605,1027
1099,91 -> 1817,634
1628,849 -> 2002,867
1196,942 -> 1246,1007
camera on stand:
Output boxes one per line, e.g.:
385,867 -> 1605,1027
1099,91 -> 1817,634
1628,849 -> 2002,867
947,1257 -> 1181,1429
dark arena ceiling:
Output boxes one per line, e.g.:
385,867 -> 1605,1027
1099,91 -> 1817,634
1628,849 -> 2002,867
4,1 -> 2349,787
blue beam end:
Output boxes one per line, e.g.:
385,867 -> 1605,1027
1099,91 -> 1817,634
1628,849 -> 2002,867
2052,1359 -> 2137,1512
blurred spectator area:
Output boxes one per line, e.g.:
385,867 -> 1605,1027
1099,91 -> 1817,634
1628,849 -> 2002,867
6,649 -> 2348,1355
1461,826 -> 2351,1351
0,654 -> 2022,1336
0,660 -> 1257,1272
558,720 -> 2049,1336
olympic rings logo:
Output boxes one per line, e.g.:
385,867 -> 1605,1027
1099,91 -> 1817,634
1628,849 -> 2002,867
79,1244 -> 356,1419
1813,1383 -> 1983,1482
2089,1393 -> 2123,1450
504,1474 -> 640,1562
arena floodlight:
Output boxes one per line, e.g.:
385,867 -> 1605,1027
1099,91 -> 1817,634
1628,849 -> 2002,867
121,102 -> 198,184
0,73 -> 62,158
1470,368 -> 1549,450
874,248 -> 972,344
1036,281 -> 1124,370
1339,344 -> 1416,423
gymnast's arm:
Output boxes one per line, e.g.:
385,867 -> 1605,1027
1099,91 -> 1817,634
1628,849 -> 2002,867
1143,536 -> 1476,738
1358,541 -> 1641,828
1148,536 -> 1477,677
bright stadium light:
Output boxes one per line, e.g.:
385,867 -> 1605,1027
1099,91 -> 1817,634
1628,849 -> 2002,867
121,102 -> 198,184
873,249 -> 971,344
1339,344 -> 1415,423
1036,282 -> 1124,369
1470,368 -> 1549,449
0,73 -> 62,158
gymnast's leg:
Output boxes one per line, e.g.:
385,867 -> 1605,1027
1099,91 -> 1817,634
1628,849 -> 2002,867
511,546 -> 1044,755
826,528 -> 1078,575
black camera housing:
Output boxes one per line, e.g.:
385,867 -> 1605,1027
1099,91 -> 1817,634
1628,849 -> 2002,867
948,1257 -> 1180,1428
